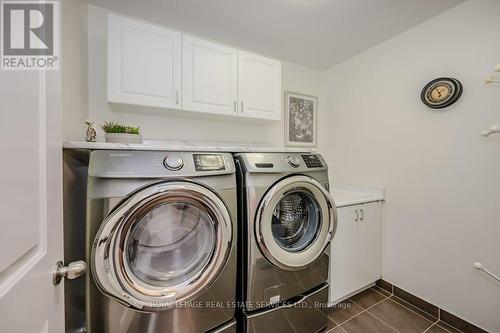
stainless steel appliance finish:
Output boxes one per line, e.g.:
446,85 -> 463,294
235,153 -> 337,333
67,150 -> 238,333
246,284 -> 329,333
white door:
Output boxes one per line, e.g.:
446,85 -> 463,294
182,36 -> 238,116
0,71 -> 64,330
330,205 -> 358,303
107,14 -> 182,109
356,202 -> 383,287
237,51 -> 281,120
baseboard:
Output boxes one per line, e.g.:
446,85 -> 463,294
376,279 -> 488,333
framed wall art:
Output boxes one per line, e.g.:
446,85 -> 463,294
285,91 -> 318,147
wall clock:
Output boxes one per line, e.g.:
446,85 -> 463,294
421,77 -> 463,109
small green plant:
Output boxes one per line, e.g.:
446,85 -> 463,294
101,121 -> 141,135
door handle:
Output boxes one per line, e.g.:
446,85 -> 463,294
233,101 -> 237,113
360,208 -> 364,221
241,101 -> 244,113
175,90 -> 180,105
354,210 -> 358,222
53,260 -> 87,285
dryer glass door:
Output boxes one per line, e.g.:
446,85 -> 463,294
272,191 -> 321,252
92,181 -> 232,311
256,175 -> 336,270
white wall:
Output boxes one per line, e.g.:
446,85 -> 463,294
324,0 -> 500,331
62,0 -> 89,141
79,5 -> 325,146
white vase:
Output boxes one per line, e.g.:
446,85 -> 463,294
104,133 -> 143,144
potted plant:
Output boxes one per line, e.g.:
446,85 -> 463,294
101,121 -> 143,144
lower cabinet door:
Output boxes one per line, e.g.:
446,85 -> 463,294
330,205 -> 358,303
357,202 -> 383,287
329,202 -> 383,304
245,284 -> 329,333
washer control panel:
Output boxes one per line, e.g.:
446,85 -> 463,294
302,154 -> 323,168
193,154 -> 225,172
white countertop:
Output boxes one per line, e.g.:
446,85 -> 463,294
331,183 -> 385,207
63,140 -> 313,153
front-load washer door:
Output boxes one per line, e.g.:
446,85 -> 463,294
91,181 -> 232,312
255,175 -> 337,270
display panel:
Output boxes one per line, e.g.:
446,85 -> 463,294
194,154 -> 225,171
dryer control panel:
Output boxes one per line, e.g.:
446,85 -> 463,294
236,152 -> 327,174
302,154 -> 323,168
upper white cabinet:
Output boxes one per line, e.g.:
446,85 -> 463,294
107,14 -> 282,121
107,14 -> 182,109
238,51 -> 282,120
182,36 -> 238,116
329,202 -> 382,304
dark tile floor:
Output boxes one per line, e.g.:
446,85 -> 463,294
321,287 -> 463,333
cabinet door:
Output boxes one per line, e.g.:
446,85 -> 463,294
356,202 -> 382,287
182,36 -> 238,115
330,205 -> 359,303
237,51 -> 281,120
108,14 -> 182,109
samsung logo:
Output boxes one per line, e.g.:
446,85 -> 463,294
109,153 -> 131,157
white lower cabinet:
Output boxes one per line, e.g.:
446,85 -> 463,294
329,202 -> 382,304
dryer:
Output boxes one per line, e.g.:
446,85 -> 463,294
84,150 -> 238,333
234,152 -> 337,333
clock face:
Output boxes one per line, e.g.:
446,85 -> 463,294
421,78 -> 462,109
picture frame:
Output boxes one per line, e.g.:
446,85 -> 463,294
284,91 -> 318,147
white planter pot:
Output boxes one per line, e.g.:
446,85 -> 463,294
104,133 -> 143,144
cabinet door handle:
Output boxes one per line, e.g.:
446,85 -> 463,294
233,101 -> 237,113
360,208 -> 364,221
175,90 -> 180,105
354,210 -> 358,222
241,101 -> 244,113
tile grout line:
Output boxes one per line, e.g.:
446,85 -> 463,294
422,322 -> 439,333
391,287 -> 440,320
325,315 -> 338,330
388,295 -> 438,325
332,298 -> 384,326
371,286 -> 392,298
337,294 -> 403,333
378,282 -> 464,333
350,289 -> 436,333
365,310 -> 403,333
436,322 -> 465,333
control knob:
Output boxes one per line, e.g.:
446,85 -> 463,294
287,155 -> 301,168
164,155 -> 184,171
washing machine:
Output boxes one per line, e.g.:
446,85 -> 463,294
234,152 -> 337,333
83,150 -> 238,333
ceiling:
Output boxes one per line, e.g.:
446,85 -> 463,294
86,0 -> 465,69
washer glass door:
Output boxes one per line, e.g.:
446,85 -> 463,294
126,199 -> 216,288
92,181 -> 232,311
256,176 -> 336,270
